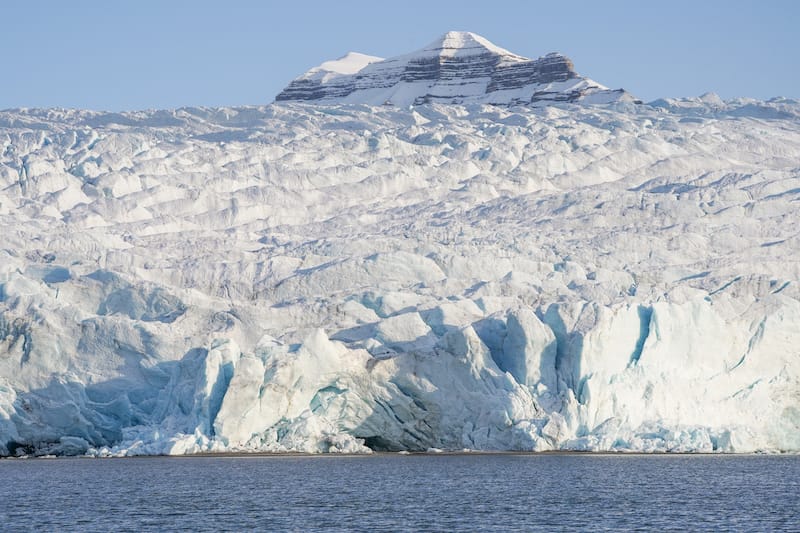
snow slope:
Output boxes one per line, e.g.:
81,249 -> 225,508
1,96 -> 799,456
276,31 -> 632,106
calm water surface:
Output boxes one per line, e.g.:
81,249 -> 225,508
1,454 -> 798,531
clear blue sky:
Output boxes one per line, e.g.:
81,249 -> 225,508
3,0 -> 798,110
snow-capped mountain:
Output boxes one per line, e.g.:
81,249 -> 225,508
276,31 -> 633,106
1,37 -> 799,456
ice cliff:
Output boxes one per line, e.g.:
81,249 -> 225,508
275,31 -> 633,106
0,64 -> 799,455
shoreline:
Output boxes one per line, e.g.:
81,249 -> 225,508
3,449 -> 798,460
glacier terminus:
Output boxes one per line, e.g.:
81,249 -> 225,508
0,32 -> 799,456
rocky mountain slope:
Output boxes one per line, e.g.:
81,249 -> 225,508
276,31 -> 633,106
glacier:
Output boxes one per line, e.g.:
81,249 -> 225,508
1,36 -> 800,456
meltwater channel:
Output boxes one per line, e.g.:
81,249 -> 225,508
1,454 -> 798,531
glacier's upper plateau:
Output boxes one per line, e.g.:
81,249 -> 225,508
1,32 -> 799,456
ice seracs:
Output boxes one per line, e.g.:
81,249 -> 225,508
275,31 -> 633,106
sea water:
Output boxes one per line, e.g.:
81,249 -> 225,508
1,454 -> 798,531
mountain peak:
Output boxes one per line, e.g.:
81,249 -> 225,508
275,32 -> 633,107
317,52 -> 384,76
418,31 -> 524,60
301,52 -> 384,84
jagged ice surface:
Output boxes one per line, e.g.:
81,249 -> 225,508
1,97 -> 799,456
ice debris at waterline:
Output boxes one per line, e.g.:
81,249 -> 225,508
2,82 -> 800,456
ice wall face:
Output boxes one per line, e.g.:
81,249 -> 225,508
275,31 -> 631,106
0,98 -> 799,455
